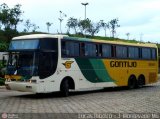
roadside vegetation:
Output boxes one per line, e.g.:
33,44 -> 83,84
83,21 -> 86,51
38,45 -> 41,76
0,2 -> 159,52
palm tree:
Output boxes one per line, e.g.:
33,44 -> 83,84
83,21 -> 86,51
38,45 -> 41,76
100,20 -> 110,37
109,18 -> 120,38
126,32 -> 130,40
46,22 -> 53,33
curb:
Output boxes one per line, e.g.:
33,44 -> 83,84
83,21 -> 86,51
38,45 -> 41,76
0,86 -> 5,89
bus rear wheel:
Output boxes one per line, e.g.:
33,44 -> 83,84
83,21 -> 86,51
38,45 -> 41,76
137,75 -> 145,88
128,75 -> 136,89
60,80 -> 69,97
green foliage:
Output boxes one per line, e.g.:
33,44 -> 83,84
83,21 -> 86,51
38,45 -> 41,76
0,33 -> 9,51
3,28 -> 19,42
46,22 -> 52,33
109,18 -> 120,38
86,21 -> 101,36
0,3 -> 23,42
157,44 -> 160,48
69,34 -> 140,44
0,43 -> 8,51
0,77 -> 5,85
0,3 -> 23,30
66,17 -> 78,34
100,20 -> 110,37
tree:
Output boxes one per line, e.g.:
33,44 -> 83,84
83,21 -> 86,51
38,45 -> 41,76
11,4 -> 23,30
78,18 -> 91,35
100,20 -> 110,37
24,19 -> 39,32
0,3 -> 12,29
46,22 -> 53,33
126,32 -> 130,40
24,19 -> 33,32
32,24 -> 39,32
87,21 -> 101,36
0,3 -> 23,31
109,18 -> 120,38
66,17 -> 78,34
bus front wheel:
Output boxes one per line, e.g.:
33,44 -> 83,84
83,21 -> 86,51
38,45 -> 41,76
60,79 -> 69,97
128,75 -> 137,89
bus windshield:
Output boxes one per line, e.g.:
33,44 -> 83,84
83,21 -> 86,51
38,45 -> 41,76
9,39 -> 39,50
6,38 -> 58,79
7,52 -> 38,77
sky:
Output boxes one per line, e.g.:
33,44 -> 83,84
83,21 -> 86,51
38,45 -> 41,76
1,0 -> 160,43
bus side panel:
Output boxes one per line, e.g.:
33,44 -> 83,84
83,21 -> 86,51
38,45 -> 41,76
102,59 -> 158,87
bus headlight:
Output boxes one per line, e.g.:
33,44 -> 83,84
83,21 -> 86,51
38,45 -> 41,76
29,79 -> 37,83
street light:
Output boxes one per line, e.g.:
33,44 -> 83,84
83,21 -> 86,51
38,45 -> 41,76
58,11 -> 67,34
81,2 -> 89,37
81,2 -> 89,20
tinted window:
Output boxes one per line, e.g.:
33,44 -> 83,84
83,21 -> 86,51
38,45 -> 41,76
102,44 -> 111,57
142,48 -> 151,59
9,39 -> 39,50
116,46 -> 127,58
128,47 -> 139,59
39,52 -> 58,79
85,43 -> 96,57
128,47 -> 134,58
61,41 -> 79,57
134,47 -> 139,59
151,49 -> 157,59
40,38 -> 58,51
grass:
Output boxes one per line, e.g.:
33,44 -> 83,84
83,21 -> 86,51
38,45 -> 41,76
69,34 -> 148,44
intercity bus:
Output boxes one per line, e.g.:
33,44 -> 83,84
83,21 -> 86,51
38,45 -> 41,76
5,34 -> 158,96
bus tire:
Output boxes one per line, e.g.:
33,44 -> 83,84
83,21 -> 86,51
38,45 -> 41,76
60,79 -> 69,97
137,75 -> 145,88
128,75 -> 136,89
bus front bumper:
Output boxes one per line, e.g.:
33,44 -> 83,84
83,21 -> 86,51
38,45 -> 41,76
5,82 -> 38,93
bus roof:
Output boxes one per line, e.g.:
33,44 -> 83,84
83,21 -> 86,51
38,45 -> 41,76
12,34 -> 157,48
63,36 -> 157,48
12,34 -> 68,40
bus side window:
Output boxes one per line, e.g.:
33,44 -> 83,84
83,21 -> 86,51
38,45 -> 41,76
61,41 -> 67,57
151,48 -> 156,60
142,48 -> 151,59
102,44 -> 111,58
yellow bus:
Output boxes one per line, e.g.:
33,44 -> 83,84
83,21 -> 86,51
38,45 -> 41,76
5,34 -> 158,96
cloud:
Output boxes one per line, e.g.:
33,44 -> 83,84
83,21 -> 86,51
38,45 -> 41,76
1,0 -> 160,43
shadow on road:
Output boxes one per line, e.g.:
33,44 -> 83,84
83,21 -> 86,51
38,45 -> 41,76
12,85 -> 156,99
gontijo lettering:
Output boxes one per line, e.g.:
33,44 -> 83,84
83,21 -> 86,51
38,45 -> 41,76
110,61 -> 137,67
